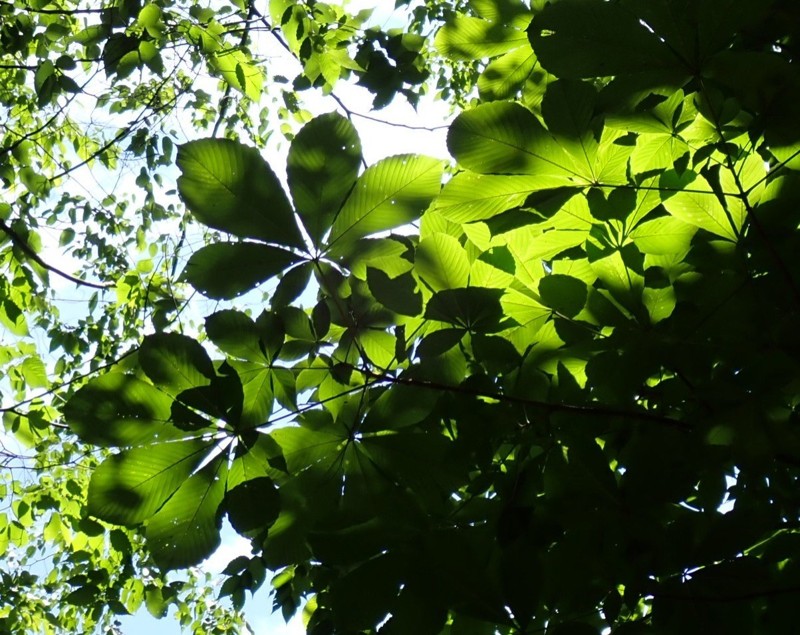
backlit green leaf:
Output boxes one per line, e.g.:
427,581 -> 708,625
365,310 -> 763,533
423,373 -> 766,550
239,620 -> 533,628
139,332 -> 216,396
177,138 -> 304,248
88,439 -> 212,525
415,233 -> 471,291
435,16 -> 526,61
327,155 -> 443,255
288,113 -> 362,246
182,242 -> 301,299
448,102 -> 577,178
146,458 -> 228,569
64,373 -> 173,447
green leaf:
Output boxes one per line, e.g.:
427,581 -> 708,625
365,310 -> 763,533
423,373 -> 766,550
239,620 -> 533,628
630,216 -> 697,255
540,79 -> 598,178
287,112 -> 362,246
271,425 -> 346,475
529,0 -> 684,79
34,60 -> 56,105
177,138 -> 304,248
367,268 -> 422,316
205,310 -> 269,361
478,44 -> 539,102
144,586 -> 168,618
538,274 -> 588,318
64,373 -> 173,447
326,155 -> 444,255
435,16 -> 527,61
224,476 -> 281,534
272,263 -> 314,308
643,285 -> 676,323
20,356 -> 47,388
328,553 -> 403,631
415,233 -> 470,291
103,33 -> 140,77
182,242 -> 301,299
145,458 -> 228,569
661,172 -> 741,241
361,384 -> 439,432
88,439 -> 212,525
209,50 -> 263,100
360,330 -> 398,368
434,173 -> 572,223
470,0 -> 531,26
139,333 -> 216,396
425,287 -> 506,332
228,361 -> 274,427
447,102 -> 576,178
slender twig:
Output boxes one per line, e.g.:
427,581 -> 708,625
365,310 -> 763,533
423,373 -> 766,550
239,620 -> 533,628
3,3 -> 103,14
0,218 -> 113,289
329,91 -> 450,131
0,346 -> 139,414
345,362 -> 692,429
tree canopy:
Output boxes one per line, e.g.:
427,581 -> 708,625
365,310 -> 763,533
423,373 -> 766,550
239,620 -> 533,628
3,0 -> 800,633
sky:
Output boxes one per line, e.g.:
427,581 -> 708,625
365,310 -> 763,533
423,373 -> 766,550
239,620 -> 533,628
19,0 -> 453,633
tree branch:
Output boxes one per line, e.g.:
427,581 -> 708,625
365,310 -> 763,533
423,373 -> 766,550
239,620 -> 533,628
0,218 -> 113,289
346,363 -> 693,430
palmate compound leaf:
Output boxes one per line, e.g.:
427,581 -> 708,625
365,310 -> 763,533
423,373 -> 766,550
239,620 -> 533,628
326,155 -> 444,257
287,112 -> 362,247
176,138 -> 304,249
181,242 -> 302,299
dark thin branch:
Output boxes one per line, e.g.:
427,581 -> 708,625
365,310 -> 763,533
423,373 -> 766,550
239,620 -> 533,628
0,218 -> 113,289
0,346 -> 139,414
251,5 -> 292,55
50,67 -> 184,181
330,91 -> 450,131
2,406 -> 68,429
7,2 -> 104,13
347,363 -> 692,430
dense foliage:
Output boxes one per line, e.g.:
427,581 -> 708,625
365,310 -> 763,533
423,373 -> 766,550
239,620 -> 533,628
3,0 -> 800,633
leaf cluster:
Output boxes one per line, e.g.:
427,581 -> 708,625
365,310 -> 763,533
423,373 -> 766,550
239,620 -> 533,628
11,0 -> 800,633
